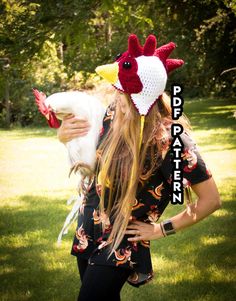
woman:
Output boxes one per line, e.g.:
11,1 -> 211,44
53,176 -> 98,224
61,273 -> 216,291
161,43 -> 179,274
58,34 -> 221,301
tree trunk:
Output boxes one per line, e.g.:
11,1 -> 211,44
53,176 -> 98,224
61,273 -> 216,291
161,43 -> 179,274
5,78 -> 10,128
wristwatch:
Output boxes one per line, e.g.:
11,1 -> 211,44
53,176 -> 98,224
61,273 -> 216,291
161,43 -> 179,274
162,219 -> 176,236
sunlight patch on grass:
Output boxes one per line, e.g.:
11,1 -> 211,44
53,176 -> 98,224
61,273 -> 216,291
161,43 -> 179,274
200,235 -> 226,246
40,252 -> 71,272
178,241 -> 198,255
212,208 -> 233,217
152,255 -> 180,271
38,239 -> 75,263
216,178 -> 236,203
0,197 -> 28,208
0,127 -> 55,139
208,105 -> 236,111
207,264 -> 234,282
0,254 -> 11,261
0,230 -> 46,248
0,265 -> 15,275
152,255 -> 203,282
0,131 -> 78,200
192,128 -> 236,150
0,292 -> 31,301
201,150 -> 236,183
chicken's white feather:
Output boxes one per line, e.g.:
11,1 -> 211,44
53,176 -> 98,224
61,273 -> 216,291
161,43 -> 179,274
45,91 -> 105,169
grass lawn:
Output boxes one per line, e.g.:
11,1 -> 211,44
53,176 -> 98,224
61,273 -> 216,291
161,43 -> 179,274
0,98 -> 236,301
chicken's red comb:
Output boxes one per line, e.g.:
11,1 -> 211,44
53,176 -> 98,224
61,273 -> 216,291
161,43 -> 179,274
32,88 -> 60,128
33,88 -> 49,117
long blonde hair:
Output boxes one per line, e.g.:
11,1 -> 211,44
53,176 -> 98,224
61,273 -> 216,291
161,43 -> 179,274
96,92 -> 190,255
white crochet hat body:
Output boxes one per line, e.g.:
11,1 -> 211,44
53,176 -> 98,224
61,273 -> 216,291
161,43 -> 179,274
114,56 -> 167,115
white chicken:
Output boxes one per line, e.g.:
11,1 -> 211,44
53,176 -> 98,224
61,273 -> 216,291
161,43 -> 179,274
33,89 -> 105,173
33,89 -> 105,242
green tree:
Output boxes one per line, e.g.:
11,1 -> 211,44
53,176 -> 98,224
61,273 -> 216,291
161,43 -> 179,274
0,0 -> 235,127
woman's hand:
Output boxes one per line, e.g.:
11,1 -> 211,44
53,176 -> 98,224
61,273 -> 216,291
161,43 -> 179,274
57,114 -> 91,143
125,220 -> 164,242
126,178 -> 221,242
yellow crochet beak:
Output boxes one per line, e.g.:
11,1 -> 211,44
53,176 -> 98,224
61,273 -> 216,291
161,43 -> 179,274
95,62 -> 119,84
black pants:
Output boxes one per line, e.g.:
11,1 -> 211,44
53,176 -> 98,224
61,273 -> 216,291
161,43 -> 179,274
77,258 -> 131,301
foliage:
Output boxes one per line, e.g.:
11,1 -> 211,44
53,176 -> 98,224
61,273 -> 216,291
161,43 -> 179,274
0,0 -> 235,126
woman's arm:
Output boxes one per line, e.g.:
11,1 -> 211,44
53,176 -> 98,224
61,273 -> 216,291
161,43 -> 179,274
170,177 -> 221,232
57,114 -> 91,143
126,177 -> 221,242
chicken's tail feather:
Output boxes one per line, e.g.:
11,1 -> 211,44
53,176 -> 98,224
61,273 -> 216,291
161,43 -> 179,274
69,162 -> 94,196
69,162 -> 94,178
57,195 -> 84,245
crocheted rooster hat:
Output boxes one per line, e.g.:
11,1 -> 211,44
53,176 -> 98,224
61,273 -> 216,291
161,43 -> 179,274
95,34 -> 184,116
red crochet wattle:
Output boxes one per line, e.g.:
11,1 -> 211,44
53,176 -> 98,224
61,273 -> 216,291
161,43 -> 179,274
118,55 -> 143,94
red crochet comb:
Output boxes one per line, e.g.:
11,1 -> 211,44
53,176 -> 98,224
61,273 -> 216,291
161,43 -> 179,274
127,34 -> 184,73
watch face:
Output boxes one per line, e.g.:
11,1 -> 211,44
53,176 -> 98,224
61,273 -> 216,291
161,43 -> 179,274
163,221 -> 174,232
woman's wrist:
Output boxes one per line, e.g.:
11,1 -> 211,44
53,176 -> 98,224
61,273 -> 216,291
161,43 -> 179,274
160,219 -> 176,236
159,222 -> 166,237
155,219 -> 176,239
152,223 -> 166,239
